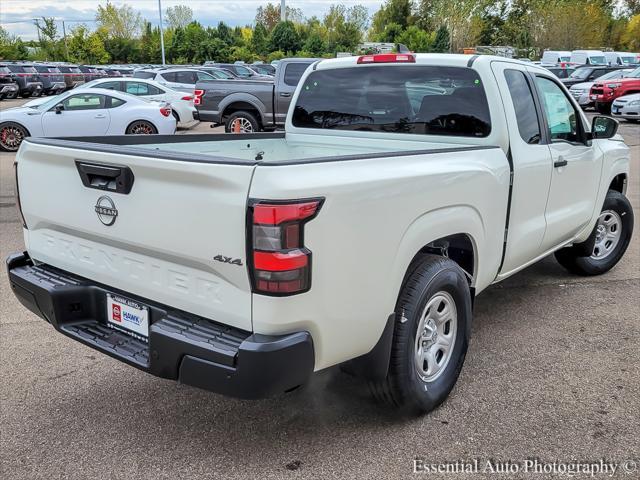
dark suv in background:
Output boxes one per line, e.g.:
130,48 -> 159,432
5,64 -> 43,98
0,65 -> 20,99
561,65 -> 629,88
78,66 -> 104,82
57,65 -> 85,90
33,64 -> 66,95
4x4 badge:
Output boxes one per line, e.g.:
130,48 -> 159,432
214,255 -> 243,266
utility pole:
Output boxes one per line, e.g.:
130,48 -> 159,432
281,0 -> 286,22
158,0 -> 166,65
62,20 -> 69,61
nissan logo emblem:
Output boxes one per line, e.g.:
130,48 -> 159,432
95,196 -> 118,226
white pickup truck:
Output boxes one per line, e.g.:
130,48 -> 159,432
8,54 -> 633,414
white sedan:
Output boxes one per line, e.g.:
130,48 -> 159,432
611,93 -> 640,123
23,77 -> 199,129
0,88 -> 176,152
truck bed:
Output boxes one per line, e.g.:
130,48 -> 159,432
24,133 -> 492,165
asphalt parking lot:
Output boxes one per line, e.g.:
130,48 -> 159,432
1,97 -> 638,479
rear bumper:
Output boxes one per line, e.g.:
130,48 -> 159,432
7,252 -> 314,399
195,109 -> 221,123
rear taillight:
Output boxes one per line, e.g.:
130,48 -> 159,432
357,53 -> 416,64
181,95 -> 193,101
160,105 -> 171,117
13,161 -> 27,229
248,199 -> 323,295
193,89 -> 204,105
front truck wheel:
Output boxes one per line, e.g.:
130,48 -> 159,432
369,254 -> 472,414
555,190 -> 634,276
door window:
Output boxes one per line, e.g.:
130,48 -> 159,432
62,93 -> 106,111
175,71 -> 197,84
160,72 -> 177,82
97,81 -> 121,90
284,63 -> 310,86
534,76 -> 581,143
504,70 -> 541,144
196,71 -> 215,81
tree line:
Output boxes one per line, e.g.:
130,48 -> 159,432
1,0 -> 639,64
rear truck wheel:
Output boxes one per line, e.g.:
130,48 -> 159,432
125,120 -> 158,135
369,254 -> 472,414
0,122 -> 28,152
225,111 -> 259,133
596,102 -> 611,114
555,190 -> 634,276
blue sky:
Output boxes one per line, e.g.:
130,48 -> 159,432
1,0 -> 385,40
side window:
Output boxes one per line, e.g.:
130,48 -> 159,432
96,81 -> 120,91
284,63 -> 309,87
106,96 -> 126,108
196,71 -> 214,81
62,93 -> 106,111
504,70 -> 541,144
125,82 -> 149,95
535,76 -> 581,143
176,71 -> 196,84
146,84 -> 163,95
160,72 -> 176,82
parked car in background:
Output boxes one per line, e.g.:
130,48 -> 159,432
611,93 -> 640,122
541,50 -> 572,65
5,64 -> 43,98
206,63 -> 272,80
570,50 -> 607,66
78,66 -> 104,82
0,65 -> 19,99
590,66 -> 640,113
251,63 -> 276,76
604,52 -> 639,67
569,69 -> 633,108
80,77 -> 199,128
33,65 -> 66,95
561,65 -> 628,88
0,88 -> 175,151
103,67 -> 123,77
133,68 -> 217,93
195,58 -> 318,132
57,65 -> 85,90
197,67 -> 240,80
543,66 -> 575,79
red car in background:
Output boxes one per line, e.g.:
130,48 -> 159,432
590,66 -> 640,113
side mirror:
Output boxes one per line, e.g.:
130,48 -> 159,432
54,104 -> 64,114
591,115 -> 618,139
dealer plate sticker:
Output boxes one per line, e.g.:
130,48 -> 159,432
107,294 -> 149,340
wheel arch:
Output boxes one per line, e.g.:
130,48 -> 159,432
125,119 -> 158,134
0,120 -> 31,137
609,173 -> 627,195
220,95 -> 266,126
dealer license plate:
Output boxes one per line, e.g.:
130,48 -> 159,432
106,294 -> 149,340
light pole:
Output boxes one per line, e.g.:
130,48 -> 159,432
158,0 -> 166,65
281,0 -> 286,21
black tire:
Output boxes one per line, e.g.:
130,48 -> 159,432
596,103 -> 611,115
224,111 -> 260,133
19,91 -> 32,99
369,254 -> 472,414
5,90 -> 18,100
0,122 -> 29,152
555,190 -> 634,276
125,120 -> 158,135
627,119 -> 638,123
171,110 -> 180,126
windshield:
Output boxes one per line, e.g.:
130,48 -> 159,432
560,56 -> 571,62
629,67 -> 640,78
589,56 -> 607,65
569,68 -> 591,80
293,65 -> 491,138
31,94 -> 65,110
620,56 -> 636,65
0,67 -> 10,74
598,70 -> 630,81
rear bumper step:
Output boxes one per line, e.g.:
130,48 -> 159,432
7,252 -> 314,399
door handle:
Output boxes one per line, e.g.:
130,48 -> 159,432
76,161 -> 135,194
554,157 -> 568,168
279,92 -> 292,97
95,114 -> 106,119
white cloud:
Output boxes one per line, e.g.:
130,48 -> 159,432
1,0 -> 384,40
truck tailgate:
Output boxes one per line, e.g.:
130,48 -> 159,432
16,140 -> 254,331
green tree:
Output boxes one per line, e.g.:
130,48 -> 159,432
67,25 -> 110,63
96,1 -> 142,40
432,25 -> 450,52
303,31 -> 326,55
165,5 -> 193,29
0,26 -> 29,60
396,25 -> 434,52
251,22 -> 269,56
35,17 -> 63,60
269,21 -> 301,53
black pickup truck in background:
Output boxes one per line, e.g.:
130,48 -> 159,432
194,58 -> 318,132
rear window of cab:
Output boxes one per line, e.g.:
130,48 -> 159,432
292,65 -> 491,138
